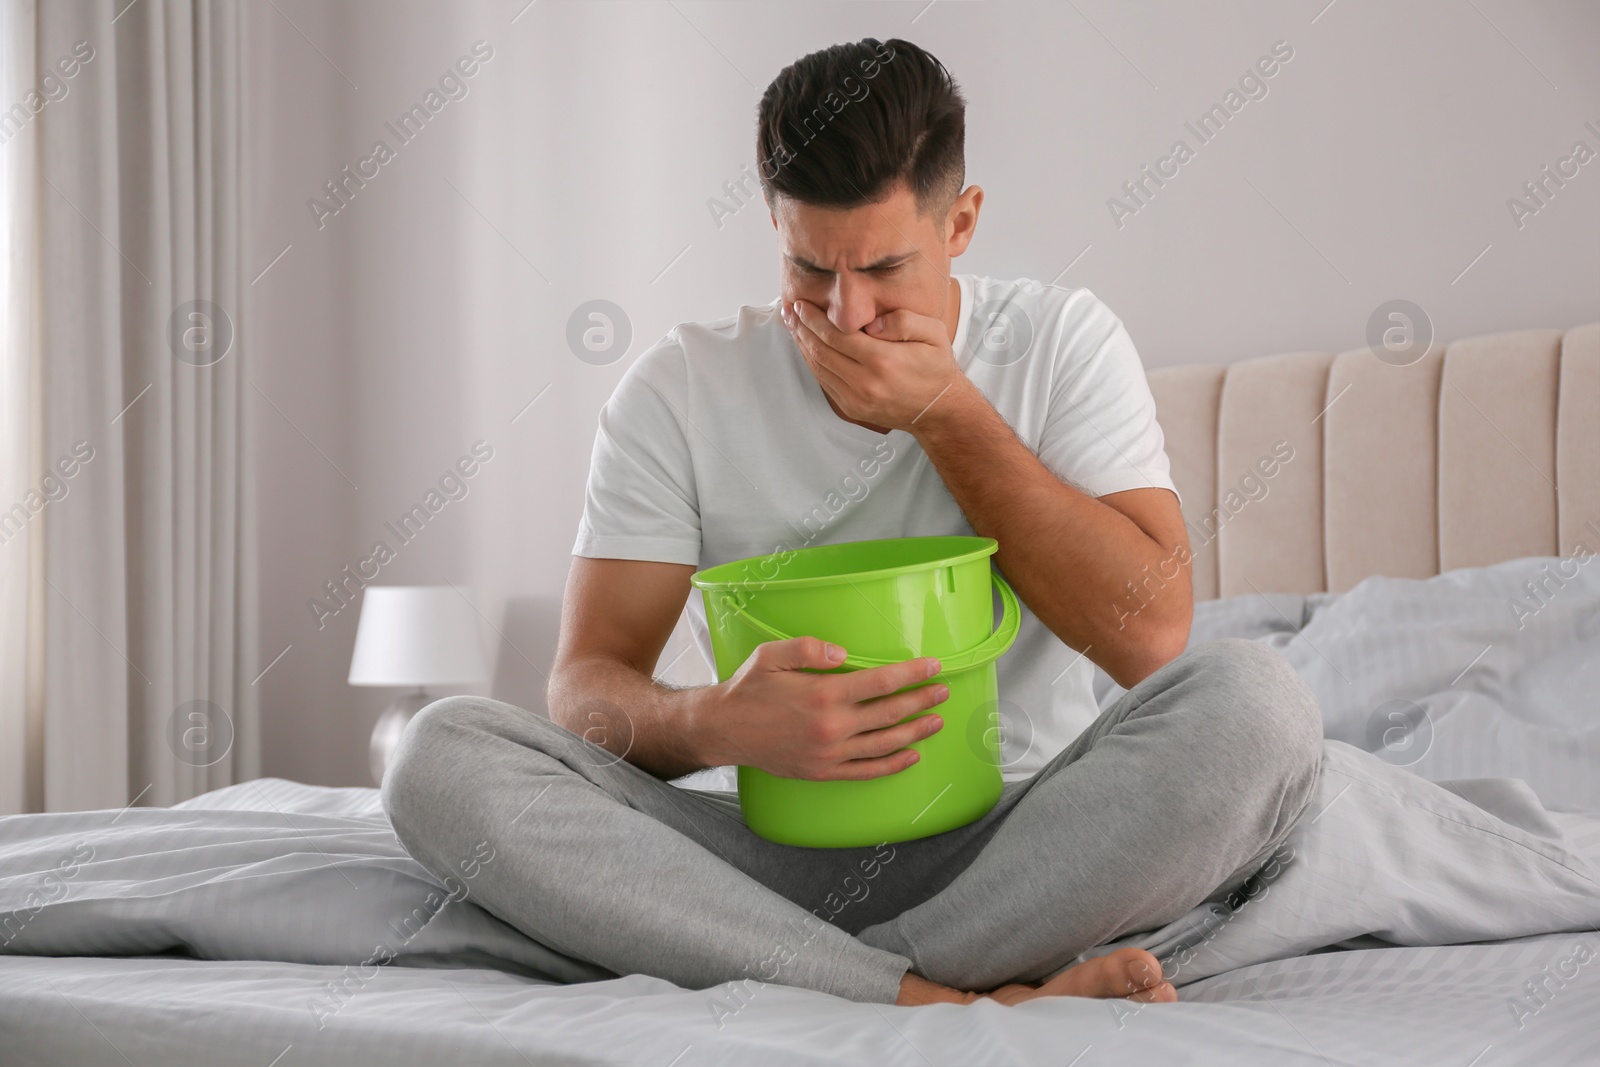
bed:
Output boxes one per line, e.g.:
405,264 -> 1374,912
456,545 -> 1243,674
3,321 -> 1597,1065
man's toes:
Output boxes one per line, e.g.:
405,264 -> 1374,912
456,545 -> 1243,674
1129,980 -> 1178,1003
1109,947 -> 1168,996
1044,947 -> 1170,999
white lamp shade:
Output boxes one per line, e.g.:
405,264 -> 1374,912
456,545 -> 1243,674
347,586 -> 490,687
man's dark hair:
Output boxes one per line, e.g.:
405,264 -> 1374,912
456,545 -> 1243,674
756,38 -> 965,214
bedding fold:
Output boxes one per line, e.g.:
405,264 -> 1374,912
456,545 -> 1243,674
0,785 -> 608,985
1097,555 -> 1600,811
1078,741 -> 1600,986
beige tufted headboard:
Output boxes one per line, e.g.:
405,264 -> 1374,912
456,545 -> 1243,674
1146,323 -> 1600,601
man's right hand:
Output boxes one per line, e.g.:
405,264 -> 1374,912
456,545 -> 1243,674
690,636 -> 949,781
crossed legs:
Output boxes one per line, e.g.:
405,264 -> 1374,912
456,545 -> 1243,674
381,639 -> 1322,1004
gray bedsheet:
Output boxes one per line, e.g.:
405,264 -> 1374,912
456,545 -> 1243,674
1,933 -> 1595,1066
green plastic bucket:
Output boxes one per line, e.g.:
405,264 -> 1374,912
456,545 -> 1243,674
690,536 -> 1020,848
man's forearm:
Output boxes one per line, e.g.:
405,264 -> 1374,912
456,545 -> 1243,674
911,383 -> 1190,687
546,655 -> 717,780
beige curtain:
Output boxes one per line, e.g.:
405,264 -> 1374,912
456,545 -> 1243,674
0,0 -> 41,815
0,0 -> 257,814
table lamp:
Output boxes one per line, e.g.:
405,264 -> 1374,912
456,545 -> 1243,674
349,585 -> 490,785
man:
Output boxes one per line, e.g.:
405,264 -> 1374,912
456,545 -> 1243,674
382,37 -> 1323,1008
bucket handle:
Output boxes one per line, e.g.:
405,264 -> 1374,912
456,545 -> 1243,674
716,570 -> 1021,674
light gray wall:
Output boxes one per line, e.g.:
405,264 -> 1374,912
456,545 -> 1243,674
248,0 -> 1600,787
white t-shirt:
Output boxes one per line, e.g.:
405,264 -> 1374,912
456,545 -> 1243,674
573,274 -> 1178,779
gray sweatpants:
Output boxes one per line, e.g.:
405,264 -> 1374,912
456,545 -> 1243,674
380,638 -> 1323,1004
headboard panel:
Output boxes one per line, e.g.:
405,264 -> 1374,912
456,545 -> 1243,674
1324,342 -> 1444,590
1147,323 -> 1600,600
1438,329 -> 1562,573
1557,323 -> 1600,557
1215,352 -> 1332,599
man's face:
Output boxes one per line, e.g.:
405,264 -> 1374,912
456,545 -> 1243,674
770,181 -> 982,336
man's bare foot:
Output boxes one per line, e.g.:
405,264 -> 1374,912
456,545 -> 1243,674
895,948 -> 1176,1007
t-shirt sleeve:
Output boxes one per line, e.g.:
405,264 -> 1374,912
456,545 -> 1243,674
1034,291 -> 1180,504
571,338 -> 703,566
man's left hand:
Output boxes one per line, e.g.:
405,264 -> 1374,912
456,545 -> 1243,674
781,298 -> 974,433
